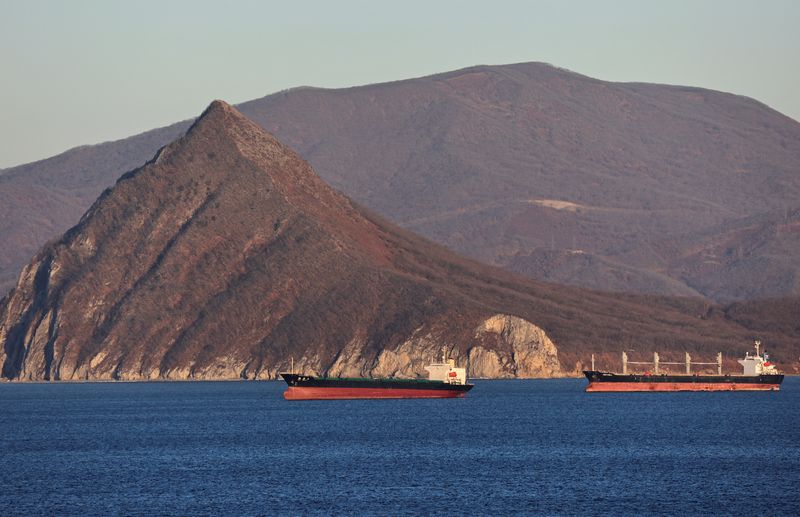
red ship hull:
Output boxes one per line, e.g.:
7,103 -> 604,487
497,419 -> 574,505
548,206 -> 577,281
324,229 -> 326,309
585,382 -> 781,392
284,386 -> 469,400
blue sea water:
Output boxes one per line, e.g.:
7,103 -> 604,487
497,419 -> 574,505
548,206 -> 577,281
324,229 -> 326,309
1,378 -> 798,516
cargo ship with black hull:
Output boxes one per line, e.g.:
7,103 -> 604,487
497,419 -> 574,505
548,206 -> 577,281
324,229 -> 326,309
280,353 -> 474,400
584,341 -> 783,392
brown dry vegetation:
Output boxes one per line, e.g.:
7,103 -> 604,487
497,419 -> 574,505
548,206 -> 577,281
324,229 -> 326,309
1,102 -> 798,381
1,63 -> 799,302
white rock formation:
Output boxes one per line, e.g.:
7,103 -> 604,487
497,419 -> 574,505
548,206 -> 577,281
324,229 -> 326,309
472,314 -> 562,378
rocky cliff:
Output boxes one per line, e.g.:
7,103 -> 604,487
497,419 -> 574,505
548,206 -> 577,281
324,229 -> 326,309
1,101 -> 796,381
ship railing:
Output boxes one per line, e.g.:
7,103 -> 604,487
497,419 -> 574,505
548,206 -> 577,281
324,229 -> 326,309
619,351 -> 723,375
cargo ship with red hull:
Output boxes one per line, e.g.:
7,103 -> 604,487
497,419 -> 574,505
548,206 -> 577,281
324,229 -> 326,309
584,341 -> 783,392
281,354 -> 473,400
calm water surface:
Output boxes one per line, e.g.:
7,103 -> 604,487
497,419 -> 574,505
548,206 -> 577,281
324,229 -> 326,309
1,378 -> 798,516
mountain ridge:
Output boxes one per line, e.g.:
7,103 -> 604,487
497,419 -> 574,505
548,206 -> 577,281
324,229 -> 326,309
1,62 -> 799,301
4,100 -> 798,380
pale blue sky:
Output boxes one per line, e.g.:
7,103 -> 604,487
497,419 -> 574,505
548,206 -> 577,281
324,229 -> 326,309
1,0 -> 798,169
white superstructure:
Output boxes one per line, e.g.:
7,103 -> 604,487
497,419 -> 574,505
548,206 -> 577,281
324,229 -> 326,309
738,340 -> 779,375
425,349 -> 468,385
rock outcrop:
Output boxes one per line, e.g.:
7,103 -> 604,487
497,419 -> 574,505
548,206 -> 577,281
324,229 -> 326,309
472,315 -> 561,377
367,315 -> 561,379
1,101 -> 796,381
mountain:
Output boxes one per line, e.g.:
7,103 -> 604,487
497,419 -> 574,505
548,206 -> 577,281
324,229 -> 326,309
3,101 -> 796,381
0,120 -> 189,293
665,208 -> 800,300
1,63 -> 799,301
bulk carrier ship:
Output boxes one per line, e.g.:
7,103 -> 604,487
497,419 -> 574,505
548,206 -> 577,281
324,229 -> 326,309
584,341 -> 783,392
280,352 -> 473,400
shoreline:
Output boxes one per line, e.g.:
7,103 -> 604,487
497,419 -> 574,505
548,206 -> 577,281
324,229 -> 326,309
0,375 -> 583,384
2,373 -> 796,384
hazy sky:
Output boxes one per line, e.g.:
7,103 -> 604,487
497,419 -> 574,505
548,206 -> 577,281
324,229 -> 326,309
1,0 -> 798,169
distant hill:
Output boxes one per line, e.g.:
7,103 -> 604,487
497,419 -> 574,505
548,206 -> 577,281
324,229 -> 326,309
3,101 -> 797,381
2,62 -> 799,301
665,208 -> 800,300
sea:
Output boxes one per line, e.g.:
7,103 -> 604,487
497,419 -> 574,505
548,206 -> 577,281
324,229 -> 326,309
1,378 -> 798,516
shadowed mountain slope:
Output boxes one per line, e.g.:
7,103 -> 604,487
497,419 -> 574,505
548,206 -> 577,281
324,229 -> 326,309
1,63 -> 799,302
3,101 -> 797,381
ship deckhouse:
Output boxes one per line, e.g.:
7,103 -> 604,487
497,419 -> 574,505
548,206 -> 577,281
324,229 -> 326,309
738,340 -> 778,376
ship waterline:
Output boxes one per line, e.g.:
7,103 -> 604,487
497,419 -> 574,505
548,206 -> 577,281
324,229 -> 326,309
583,372 -> 783,392
280,353 -> 473,400
281,376 -> 473,400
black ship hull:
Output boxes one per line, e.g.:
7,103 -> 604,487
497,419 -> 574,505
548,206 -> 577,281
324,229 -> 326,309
280,373 -> 474,400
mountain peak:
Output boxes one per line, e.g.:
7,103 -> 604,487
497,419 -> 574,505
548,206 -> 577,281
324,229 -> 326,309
124,99 -> 384,262
185,99 -> 263,140
206,98 -> 234,111
196,99 -> 247,124
147,98 -> 319,200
